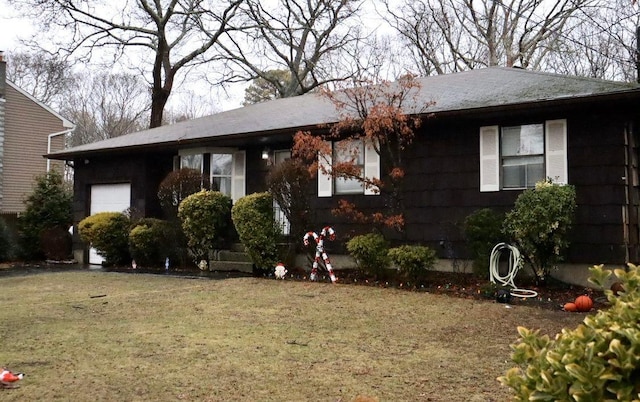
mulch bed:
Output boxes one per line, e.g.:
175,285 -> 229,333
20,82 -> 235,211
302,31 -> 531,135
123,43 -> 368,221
287,268 -> 608,312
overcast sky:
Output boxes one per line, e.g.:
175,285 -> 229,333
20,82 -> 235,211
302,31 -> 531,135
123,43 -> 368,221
0,0 -> 248,112
0,0 -> 31,51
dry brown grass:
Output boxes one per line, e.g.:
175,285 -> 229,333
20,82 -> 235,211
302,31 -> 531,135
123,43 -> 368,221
0,271 -> 585,401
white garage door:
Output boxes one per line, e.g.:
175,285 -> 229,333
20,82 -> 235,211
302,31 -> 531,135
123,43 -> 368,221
89,183 -> 131,265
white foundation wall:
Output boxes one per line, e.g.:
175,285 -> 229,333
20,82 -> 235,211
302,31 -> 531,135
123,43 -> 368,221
294,254 -> 624,289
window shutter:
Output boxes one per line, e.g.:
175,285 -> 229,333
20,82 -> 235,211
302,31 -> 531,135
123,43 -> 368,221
480,126 -> 500,192
231,150 -> 246,202
318,141 -> 332,197
545,119 -> 568,185
364,141 -> 380,195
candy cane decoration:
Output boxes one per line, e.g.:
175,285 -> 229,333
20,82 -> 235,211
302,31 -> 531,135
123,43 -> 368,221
303,226 -> 337,283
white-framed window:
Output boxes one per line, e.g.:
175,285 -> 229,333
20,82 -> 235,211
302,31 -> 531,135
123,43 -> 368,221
318,139 -> 380,197
180,153 -> 203,172
178,148 -> 246,202
480,119 -> 567,192
210,153 -> 232,195
501,124 -> 544,189
273,150 -> 292,235
334,139 -> 365,194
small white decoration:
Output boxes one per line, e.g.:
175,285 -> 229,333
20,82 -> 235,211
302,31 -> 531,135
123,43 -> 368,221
274,263 -> 287,279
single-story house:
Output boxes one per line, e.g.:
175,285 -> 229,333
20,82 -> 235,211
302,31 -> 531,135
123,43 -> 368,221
0,51 -> 73,222
47,67 -> 640,281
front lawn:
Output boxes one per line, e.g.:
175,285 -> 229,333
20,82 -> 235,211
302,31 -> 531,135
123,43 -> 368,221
0,271 -> 585,401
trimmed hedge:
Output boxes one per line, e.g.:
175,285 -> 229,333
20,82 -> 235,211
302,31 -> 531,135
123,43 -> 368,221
178,190 -> 232,263
346,233 -> 390,279
231,192 -> 281,271
388,245 -> 436,283
78,212 -> 131,266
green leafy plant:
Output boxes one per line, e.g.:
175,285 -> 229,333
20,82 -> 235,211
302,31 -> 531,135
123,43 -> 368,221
17,170 -> 72,260
346,232 -> 390,279
0,217 -> 14,262
129,218 -> 178,267
388,245 -> 437,283
463,208 -> 505,277
499,263 -> 640,401
502,179 -> 576,284
78,212 -> 131,266
231,192 -> 281,271
178,190 -> 232,263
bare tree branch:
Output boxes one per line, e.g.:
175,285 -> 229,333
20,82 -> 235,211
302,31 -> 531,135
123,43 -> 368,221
214,0 -> 371,98
15,0 -> 243,128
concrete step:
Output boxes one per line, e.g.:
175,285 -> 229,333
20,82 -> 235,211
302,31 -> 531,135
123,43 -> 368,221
208,260 -> 254,273
216,250 -> 252,263
229,243 -> 246,253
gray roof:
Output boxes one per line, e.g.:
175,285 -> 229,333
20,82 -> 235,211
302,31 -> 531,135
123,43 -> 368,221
49,67 -> 640,159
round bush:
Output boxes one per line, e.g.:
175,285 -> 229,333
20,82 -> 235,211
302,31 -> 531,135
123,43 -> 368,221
346,232 -> 390,279
503,180 -> 576,283
388,244 -> 436,283
78,212 -> 131,266
129,218 -> 177,267
178,190 -> 232,262
231,192 -> 281,270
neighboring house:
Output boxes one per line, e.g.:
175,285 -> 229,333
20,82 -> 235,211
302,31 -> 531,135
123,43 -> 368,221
47,67 -> 640,279
0,51 -> 74,223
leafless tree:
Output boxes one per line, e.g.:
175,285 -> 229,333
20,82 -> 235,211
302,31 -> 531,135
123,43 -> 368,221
163,90 -> 220,124
384,0 -> 598,75
4,51 -> 74,108
62,72 -> 149,146
544,1 -> 640,81
14,0 -> 243,128
215,0 -> 369,97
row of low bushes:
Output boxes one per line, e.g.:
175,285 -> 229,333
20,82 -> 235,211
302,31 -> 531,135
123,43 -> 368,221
78,191 -> 282,269
346,232 -> 437,283
77,188 -> 439,281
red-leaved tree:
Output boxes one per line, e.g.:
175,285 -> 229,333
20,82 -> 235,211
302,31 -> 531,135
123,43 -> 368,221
292,74 -> 433,232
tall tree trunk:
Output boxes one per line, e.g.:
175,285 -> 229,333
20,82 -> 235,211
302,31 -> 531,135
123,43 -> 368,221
150,87 -> 171,128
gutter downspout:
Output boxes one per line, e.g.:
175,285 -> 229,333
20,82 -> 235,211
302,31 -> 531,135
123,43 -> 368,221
47,128 -> 75,172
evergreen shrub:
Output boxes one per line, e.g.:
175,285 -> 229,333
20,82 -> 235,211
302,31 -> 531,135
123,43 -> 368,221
463,208 -> 505,277
17,170 -> 72,260
503,179 -> 576,283
78,212 -> 131,266
388,244 -> 436,283
346,233 -> 390,279
500,264 -> 640,401
129,218 -> 177,267
178,190 -> 232,263
231,192 -> 281,271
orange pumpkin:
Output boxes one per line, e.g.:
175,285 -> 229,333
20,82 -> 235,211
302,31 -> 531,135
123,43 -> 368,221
563,302 -> 578,312
575,295 -> 593,312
